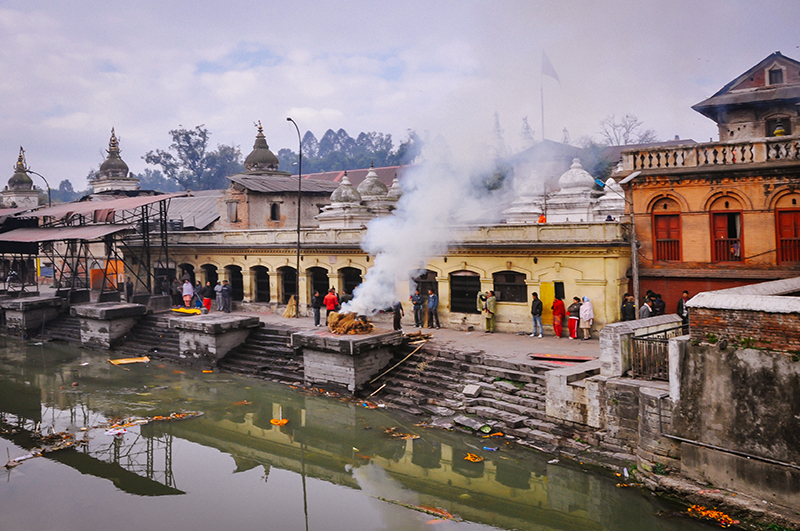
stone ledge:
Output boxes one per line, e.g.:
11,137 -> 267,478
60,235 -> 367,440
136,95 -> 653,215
169,314 -> 260,334
1,295 -> 64,311
71,302 -> 147,320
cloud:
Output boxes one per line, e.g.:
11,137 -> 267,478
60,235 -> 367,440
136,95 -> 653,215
0,0 -> 799,189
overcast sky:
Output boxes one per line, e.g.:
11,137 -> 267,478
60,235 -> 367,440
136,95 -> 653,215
2,0 -> 799,190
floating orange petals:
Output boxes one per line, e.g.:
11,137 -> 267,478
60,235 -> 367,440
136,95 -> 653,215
232,400 -> 252,406
686,505 -> 739,527
464,453 -> 483,463
270,418 -> 289,426
173,370 -> 186,374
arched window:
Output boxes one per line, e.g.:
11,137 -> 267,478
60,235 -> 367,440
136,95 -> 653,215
270,203 -> 280,221
449,271 -> 480,314
493,271 -> 527,302
652,198 -> 681,261
775,192 -> 800,263
709,196 -> 743,263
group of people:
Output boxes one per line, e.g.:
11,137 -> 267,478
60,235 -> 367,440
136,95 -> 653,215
405,288 -> 440,330
629,289 -> 690,325
159,275 -> 232,313
535,294 -> 594,340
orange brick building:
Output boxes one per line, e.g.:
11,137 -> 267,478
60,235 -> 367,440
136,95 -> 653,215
618,52 -> 800,307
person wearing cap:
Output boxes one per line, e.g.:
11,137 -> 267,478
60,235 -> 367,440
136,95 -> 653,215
220,279 -> 232,313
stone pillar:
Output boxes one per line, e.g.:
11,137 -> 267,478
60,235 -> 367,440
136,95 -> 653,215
197,268 -> 208,286
269,272 -> 279,304
329,272 -> 343,295
297,269 -> 307,314
241,269 -> 253,303
275,270 -> 284,304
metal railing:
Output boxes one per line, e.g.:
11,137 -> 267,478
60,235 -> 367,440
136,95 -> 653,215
713,237 -> 742,262
630,324 -> 688,381
655,239 -> 680,261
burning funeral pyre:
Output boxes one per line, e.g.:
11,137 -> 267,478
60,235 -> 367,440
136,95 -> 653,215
327,312 -> 374,335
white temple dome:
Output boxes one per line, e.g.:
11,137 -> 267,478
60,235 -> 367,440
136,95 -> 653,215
356,164 -> 388,198
558,158 -> 595,191
330,173 -> 362,204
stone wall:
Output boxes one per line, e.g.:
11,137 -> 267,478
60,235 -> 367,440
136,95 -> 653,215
690,307 -> 800,352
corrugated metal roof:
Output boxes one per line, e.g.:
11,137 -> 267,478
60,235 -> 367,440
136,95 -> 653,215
0,224 -> 134,242
28,192 -> 188,219
229,174 -> 338,194
167,191 -> 222,230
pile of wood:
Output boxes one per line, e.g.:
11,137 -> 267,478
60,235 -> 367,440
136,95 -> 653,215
328,312 -> 374,335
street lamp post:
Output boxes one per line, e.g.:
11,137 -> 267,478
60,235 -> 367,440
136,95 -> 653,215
287,118 -> 302,318
25,169 -> 52,208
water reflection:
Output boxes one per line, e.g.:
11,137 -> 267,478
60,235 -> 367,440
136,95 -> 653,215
0,337 -> 715,531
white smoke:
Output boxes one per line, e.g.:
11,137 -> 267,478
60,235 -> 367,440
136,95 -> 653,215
341,135 -> 514,315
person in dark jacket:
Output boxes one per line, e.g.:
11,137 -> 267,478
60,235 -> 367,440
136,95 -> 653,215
427,289 -> 440,329
621,293 -> 637,321
312,290 -> 322,326
200,281 -> 214,311
410,289 -> 423,328
220,279 -> 232,313
567,297 -> 581,339
651,294 -> 665,316
125,278 -> 134,301
677,290 -> 690,326
530,292 -> 543,338
392,301 -> 404,331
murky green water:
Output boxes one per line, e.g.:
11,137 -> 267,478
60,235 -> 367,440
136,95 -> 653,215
0,337 -> 719,531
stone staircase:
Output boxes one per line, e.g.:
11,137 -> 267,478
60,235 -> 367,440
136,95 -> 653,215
217,325 -> 304,383
38,313 -> 81,344
113,313 -> 181,361
369,344 -> 627,463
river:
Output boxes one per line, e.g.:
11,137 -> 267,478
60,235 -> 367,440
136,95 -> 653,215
0,336 -> 720,531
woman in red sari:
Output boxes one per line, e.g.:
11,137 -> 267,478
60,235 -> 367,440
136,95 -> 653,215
551,297 -> 566,338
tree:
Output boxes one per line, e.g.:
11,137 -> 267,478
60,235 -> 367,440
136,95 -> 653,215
133,168 -> 182,193
144,125 -> 244,190
598,114 -> 658,146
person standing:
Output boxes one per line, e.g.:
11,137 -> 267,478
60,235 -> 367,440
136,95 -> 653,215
170,278 -> 181,306
323,288 -> 339,319
567,297 -> 581,340
677,290 -> 690,326
484,291 -> 496,333
639,297 -> 653,319
220,279 -> 232,313
201,281 -> 214,312
214,280 -> 223,310
530,292 -> 543,338
427,289 -> 440,329
161,276 -> 170,297
621,293 -> 637,322
579,296 -> 594,340
652,293 -> 666,316
182,279 -> 194,307
312,290 -> 322,326
410,289 -> 423,328
551,297 -> 566,338
125,277 -> 134,302
392,300 -> 404,331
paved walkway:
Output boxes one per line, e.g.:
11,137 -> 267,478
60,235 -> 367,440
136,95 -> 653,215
238,307 -> 600,364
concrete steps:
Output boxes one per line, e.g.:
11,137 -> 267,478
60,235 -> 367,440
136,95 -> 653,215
218,326 -> 303,382
113,313 -> 181,361
38,314 -> 81,344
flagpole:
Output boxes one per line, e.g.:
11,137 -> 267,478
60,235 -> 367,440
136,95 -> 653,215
541,82 -> 545,141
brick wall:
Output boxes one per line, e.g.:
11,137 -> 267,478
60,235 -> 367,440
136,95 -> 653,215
690,307 -> 800,352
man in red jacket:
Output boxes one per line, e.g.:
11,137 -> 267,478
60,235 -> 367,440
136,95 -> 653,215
323,288 -> 339,320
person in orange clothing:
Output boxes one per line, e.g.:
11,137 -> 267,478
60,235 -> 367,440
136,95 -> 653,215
551,297 -> 566,338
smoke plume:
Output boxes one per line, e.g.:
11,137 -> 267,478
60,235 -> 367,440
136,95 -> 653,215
342,136 -> 514,315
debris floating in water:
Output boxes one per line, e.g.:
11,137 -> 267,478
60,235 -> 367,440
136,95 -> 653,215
108,356 -> 150,366
464,453 -> 483,463
384,426 -> 420,440
270,418 -> 289,426
686,505 -> 739,527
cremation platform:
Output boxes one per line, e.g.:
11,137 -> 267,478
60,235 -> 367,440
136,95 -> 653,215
291,328 -> 403,393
